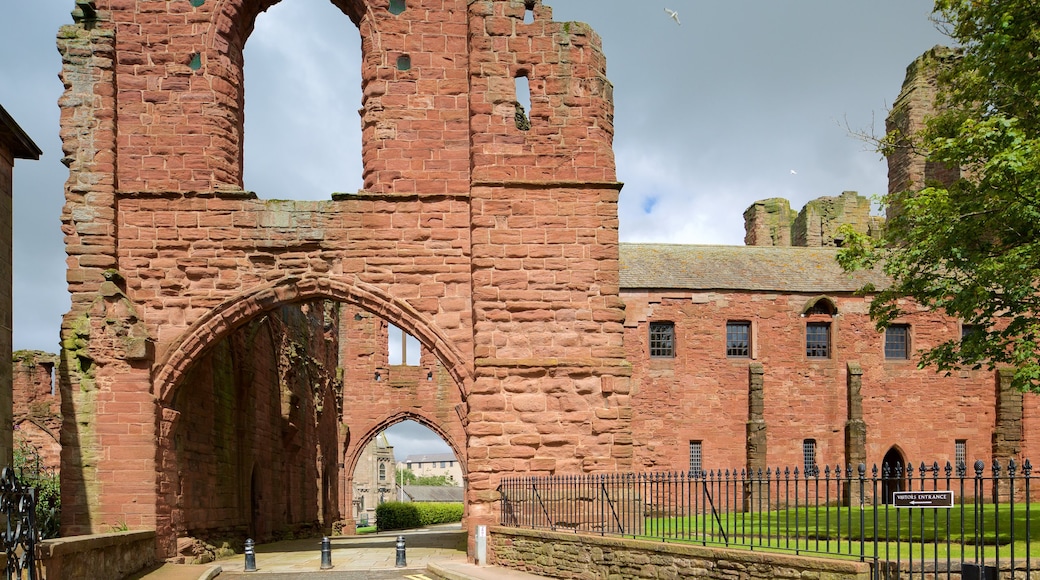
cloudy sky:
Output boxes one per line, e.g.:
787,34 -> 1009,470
1,0 -> 949,458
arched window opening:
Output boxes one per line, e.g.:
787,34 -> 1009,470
243,0 -> 363,199
523,0 -> 535,24
353,421 -> 462,525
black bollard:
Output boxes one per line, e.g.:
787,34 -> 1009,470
395,535 -> 407,568
320,536 -> 333,570
244,538 -> 257,572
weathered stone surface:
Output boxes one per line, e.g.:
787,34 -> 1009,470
489,527 -> 872,580
57,0 -> 631,560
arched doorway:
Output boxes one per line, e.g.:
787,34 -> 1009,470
349,420 -> 464,531
154,285 -> 469,554
881,447 -> 906,505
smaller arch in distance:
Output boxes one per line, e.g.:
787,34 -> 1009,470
344,411 -> 466,481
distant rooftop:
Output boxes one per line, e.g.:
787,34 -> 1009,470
619,243 -> 889,294
401,453 -> 457,464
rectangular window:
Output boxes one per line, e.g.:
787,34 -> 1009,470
955,440 -> 967,469
806,323 -> 830,358
726,321 -> 750,358
802,439 -> 818,476
649,321 -> 675,358
885,324 -> 909,359
689,441 -> 703,477
961,324 -> 981,341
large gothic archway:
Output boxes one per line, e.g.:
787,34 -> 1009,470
57,0 -> 631,560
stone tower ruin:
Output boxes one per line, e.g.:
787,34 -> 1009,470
57,0 -> 631,557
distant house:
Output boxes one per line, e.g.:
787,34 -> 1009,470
399,452 -> 462,486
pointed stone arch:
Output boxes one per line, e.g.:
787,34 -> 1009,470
344,410 -> 467,480
153,274 -> 472,406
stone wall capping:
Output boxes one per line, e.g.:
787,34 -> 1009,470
471,179 -> 623,190
116,190 -> 259,200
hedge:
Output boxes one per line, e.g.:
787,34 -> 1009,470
375,502 -> 464,531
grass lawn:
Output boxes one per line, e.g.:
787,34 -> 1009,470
640,503 -> 1040,562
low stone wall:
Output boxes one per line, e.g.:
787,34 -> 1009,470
38,530 -> 156,580
490,527 -> 871,580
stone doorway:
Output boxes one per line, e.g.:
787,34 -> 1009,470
881,447 -> 906,504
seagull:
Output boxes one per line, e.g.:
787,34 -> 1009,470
664,8 -> 681,25
790,169 -> 798,175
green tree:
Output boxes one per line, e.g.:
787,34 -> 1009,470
839,1 -> 1040,391
394,467 -> 457,487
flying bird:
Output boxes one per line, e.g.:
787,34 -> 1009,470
790,170 -> 798,175
664,8 -> 681,25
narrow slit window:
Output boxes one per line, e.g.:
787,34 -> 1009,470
802,439 -> 818,476
689,441 -> 703,477
514,75 -> 531,131
388,324 -> 421,366
955,440 -> 967,470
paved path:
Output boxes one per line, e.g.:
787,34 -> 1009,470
219,571 -> 438,579
212,526 -> 468,574
133,525 -> 551,580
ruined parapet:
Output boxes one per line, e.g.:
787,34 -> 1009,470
745,192 -> 883,247
886,46 -> 960,212
792,191 -> 882,247
743,198 -> 794,246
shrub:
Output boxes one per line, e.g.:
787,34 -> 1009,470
375,502 -> 464,531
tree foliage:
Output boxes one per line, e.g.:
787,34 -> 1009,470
395,467 -> 457,487
838,0 -> 1040,391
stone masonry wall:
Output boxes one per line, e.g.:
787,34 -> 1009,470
489,527 -> 872,580
886,45 -> 961,206
336,303 -> 466,530
160,300 -> 341,554
57,0 -> 629,559
12,351 -> 61,471
622,289 -> 1030,475
744,191 -> 883,247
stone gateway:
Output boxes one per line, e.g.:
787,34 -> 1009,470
57,0 -> 630,558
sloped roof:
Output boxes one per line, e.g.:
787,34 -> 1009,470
402,486 -> 464,502
0,105 -> 41,160
402,453 -> 457,464
619,243 -> 889,293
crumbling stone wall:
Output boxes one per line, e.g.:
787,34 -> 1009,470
57,0 -> 630,558
886,46 -> 961,206
12,351 -> 61,471
744,191 -> 883,247
161,301 -> 341,553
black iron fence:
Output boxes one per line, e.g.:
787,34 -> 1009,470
499,459 -> 1038,579
1,467 -> 39,580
